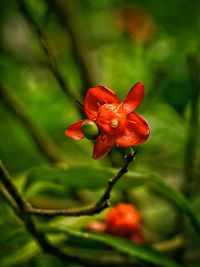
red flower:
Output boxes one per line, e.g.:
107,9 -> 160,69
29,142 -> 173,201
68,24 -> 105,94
105,204 -> 141,238
66,82 -> 150,159
86,203 -> 144,244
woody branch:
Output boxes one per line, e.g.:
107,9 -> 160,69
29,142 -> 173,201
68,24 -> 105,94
0,149 -> 136,217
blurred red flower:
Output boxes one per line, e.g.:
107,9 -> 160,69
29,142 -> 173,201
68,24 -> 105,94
117,6 -> 155,43
86,203 -> 144,244
105,203 -> 141,237
66,82 -> 150,159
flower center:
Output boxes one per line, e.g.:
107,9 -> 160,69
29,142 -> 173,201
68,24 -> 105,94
110,119 -> 119,128
106,104 -> 115,110
96,103 -> 127,134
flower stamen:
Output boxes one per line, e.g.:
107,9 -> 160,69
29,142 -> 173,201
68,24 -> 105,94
110,119 -> 119,128
106,104 -> 115,110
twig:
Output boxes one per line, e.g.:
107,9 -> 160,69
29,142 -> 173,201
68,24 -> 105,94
18,0 -> 80,103
94,149 -> 137,209
27,200 -> 108,217
75,99 -> 84,109
0,163 -> 27,212
0,161 -> 87,264
45,0 -> 94,94
26,149 -> 136,216
0,185 -> 20,215
0,82 -> 66,163
1,150 -> 136,217
0,154 -> 137,265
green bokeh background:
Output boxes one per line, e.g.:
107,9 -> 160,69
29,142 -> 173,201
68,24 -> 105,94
0,1 -> 200,266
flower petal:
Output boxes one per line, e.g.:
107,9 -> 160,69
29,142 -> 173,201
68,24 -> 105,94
122,82 -> 144,113
84,86 -> 120,120
92,134 -> 114,159
65,120 -> 86,140
115,112 -> 150,147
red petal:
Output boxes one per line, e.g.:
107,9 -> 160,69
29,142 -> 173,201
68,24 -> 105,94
115,112 -> 150,147
65,120 -> 85,140
92,134 -> 114,159
122,82 -> 144,113
84,86 -> 120,120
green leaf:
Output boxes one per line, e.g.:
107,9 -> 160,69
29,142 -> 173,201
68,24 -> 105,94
24,165 -> 115,192
24,165 -> 147,195
23,166 -> 117,200
33,254 -> 65,267
133,173 -> 200,234
0,240 -> 40,267
23,165 -> 143,200
45,225 -> 181,267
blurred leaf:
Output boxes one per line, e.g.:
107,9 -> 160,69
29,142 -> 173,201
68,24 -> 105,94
130,174 -> 200,235
45,225 -> 181,267
33,253 -> 65,267
23,165 -> 144,202
23,166 -> 115,200
24,165 -> 117,192
0,240 -> 40,267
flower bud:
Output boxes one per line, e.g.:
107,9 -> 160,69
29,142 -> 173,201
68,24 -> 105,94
105,203 -> 141,237
81,120 -> 99,140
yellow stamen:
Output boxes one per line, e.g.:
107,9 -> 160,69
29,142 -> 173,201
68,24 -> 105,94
106,104 -> 115,110
110,119 -> 119,128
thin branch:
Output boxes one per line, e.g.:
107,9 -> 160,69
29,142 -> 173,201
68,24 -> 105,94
45,0 -> 95,94
94,149 -> 137,209
0,163 -> 27,212
0,161 -> 87,264
0,150 -> 136,217
18,0 -> 80,103
75,99 -> 84,108
0,82 -> 66,163
26,149 -> 137,216
0,185 -> 20,215
28,199 -> 109,217
0,155 -> 137,265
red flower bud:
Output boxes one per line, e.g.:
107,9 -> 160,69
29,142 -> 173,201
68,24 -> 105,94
84,203 -> 144,244
105,204 -> 141,238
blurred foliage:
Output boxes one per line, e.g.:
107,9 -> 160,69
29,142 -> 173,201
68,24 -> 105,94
0,0 -> 200,267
